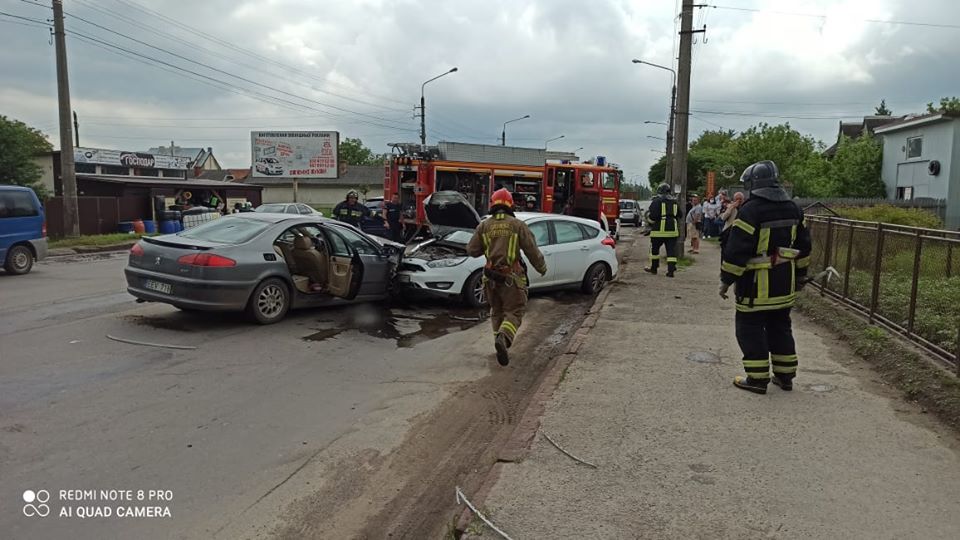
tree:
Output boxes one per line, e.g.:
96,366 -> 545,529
0,116 -> 52,198
338,137 -> 385,166
647,155 -> 668,189
829,133 -> 885,197
927,97 -> 960,115
875,99 -> 892,116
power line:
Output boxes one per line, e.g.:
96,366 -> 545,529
63,11 -> 415,131
708,4 -> 960,30
690,109 -> 862,120
66,29 -> 418,133
109,0 -> 411,106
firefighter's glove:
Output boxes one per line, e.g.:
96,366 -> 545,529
718,281 -> 731,300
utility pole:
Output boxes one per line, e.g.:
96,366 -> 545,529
672,0 -> 704,253
666,84 -> 676,185
53,0 -> 79,236
73,111 -> 79,147
419,93 -> 426,146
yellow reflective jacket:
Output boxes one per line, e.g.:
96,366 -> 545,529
466,211 -> 547,275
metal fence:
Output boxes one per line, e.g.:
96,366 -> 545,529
807,215 -> 960,374
795,197 -> 947,221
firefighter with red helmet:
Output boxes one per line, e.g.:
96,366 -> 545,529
467,188 -> 547,366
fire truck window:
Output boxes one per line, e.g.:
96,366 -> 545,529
580,171 -> 595,188
603,172 -> 618,190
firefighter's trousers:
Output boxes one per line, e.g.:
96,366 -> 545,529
735,308 -> 798,381
485,278 -> 528,347
649,236 -> 678,273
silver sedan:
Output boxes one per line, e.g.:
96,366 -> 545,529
125,213 -> 403,324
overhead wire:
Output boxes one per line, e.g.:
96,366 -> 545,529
707,4 -> 960,30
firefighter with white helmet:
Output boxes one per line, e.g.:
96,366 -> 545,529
332,189 -> 370,228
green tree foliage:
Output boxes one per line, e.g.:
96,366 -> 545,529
0,115 -> 52,197
875,99 -> 892,116
338,137 -> 385,166
647,154 -> 668,189
829,133 -> 886,197
926,97 -> 960,114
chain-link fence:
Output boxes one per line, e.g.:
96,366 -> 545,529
807,216 -> 960,374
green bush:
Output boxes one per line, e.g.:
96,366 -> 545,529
834,205 -> 942,228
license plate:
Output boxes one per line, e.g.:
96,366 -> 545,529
397,274 -> 411,283
144,279 -> 172,294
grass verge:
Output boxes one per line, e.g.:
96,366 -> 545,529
49,233 -> 153,249
796,291 -> 960,433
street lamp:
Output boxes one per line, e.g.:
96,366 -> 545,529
632,59 -> 676,185
545,135 -> 565,149
647,135 -> 666,141
420,67 -> 458,145
501,114 -> 530,146
644,120 -> 668,126
575,146 -> 584,152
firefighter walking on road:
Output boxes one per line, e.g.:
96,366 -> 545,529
467,188 -> 547,366
719,160 -> 812,394
644,183 -> 681,277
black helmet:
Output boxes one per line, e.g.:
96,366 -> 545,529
656,183 -> 671,195
740,161 -> 780,191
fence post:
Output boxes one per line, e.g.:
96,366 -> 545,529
821,217 -> 834,295
842,221 -> 854,299
869,222 -> 884,323
907,230 -> 923,335
948,243 -> 953,279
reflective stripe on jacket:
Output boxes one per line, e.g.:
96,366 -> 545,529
646,195 -> 680,238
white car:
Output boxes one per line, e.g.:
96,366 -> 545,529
255,203 -> 324,216
619,199 -> 641,226
255,157 -> 284,175
398,191 -> 619,307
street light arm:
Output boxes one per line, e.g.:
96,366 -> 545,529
421,67 -> 459,94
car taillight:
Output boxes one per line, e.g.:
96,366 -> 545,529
42,220 -> 47,237
177,253 -> 236,267
601,237 -> 616,248
130,243 -> 144,256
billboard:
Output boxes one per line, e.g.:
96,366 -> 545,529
251,131 -> 339,179
73,147 -> 191,170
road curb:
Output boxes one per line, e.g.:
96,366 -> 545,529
455,234 -> 637,534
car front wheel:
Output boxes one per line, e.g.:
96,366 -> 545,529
462,269 -> 488,308
246,278 -> 290,324
581,262 -> 609,295
4,245 -> 34,275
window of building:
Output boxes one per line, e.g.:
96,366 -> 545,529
896,187 -> 913,200
137,169 -> 159,177
906,136 -> 922,159
76,163 -> 96,174
163,170 -> 186,178
101,165 -> 130,175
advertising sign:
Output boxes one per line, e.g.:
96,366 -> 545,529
250,131 -> 339,178
706,170 -> 716,198
74,147 -> 191,170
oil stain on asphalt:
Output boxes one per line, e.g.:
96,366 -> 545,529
303,304 -> 486,348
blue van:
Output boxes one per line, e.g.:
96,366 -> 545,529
0,185 -> 47,275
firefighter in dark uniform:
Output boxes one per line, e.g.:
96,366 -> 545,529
644,183 -> 681,277
466,188 -> 547,366
332,190 -> 370,228
383,192 -> 404,242
719,160 -> 812,394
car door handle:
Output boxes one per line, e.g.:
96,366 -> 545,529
580,246 -> 590,251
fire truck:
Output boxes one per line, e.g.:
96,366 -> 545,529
383,142 -> 622,238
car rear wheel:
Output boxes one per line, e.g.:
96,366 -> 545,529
4,245 -> 33,275
581,262 -> 609,295
462,269 -> 488,308
246,278 -> 290,324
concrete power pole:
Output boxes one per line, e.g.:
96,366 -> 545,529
53,0 -> 79,237
671,0 -> 703,254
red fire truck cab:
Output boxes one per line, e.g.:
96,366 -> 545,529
384,142 -> 622,238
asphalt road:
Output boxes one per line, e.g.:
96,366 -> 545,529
0,231 -> 629,539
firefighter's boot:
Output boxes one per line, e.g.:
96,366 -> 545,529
666,260 -> 677,278
494,333 -> 510,366
644,260 -> 659,275
733,375 -> 768,395
771,375 -> 794,391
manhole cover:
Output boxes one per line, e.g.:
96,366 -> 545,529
806,383 -> 835,393
686,351 -> 721,364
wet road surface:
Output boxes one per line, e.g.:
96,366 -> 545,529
0,231 -> 634,539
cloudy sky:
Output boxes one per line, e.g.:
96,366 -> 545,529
2,0 -> 958,182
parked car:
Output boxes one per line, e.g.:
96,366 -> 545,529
255,203 -> 324,216
360,197 -> 389,238
255,157 -> 284,175
0,185 -> 47,275
619,199 -> 641,226
398,191 -> 618,307
125,213 -> 403,324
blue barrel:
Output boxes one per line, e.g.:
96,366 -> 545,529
118,221 -> 135,233
173,221 -> 183,233
142,220 -> 156,233
158,221 -> 178,234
